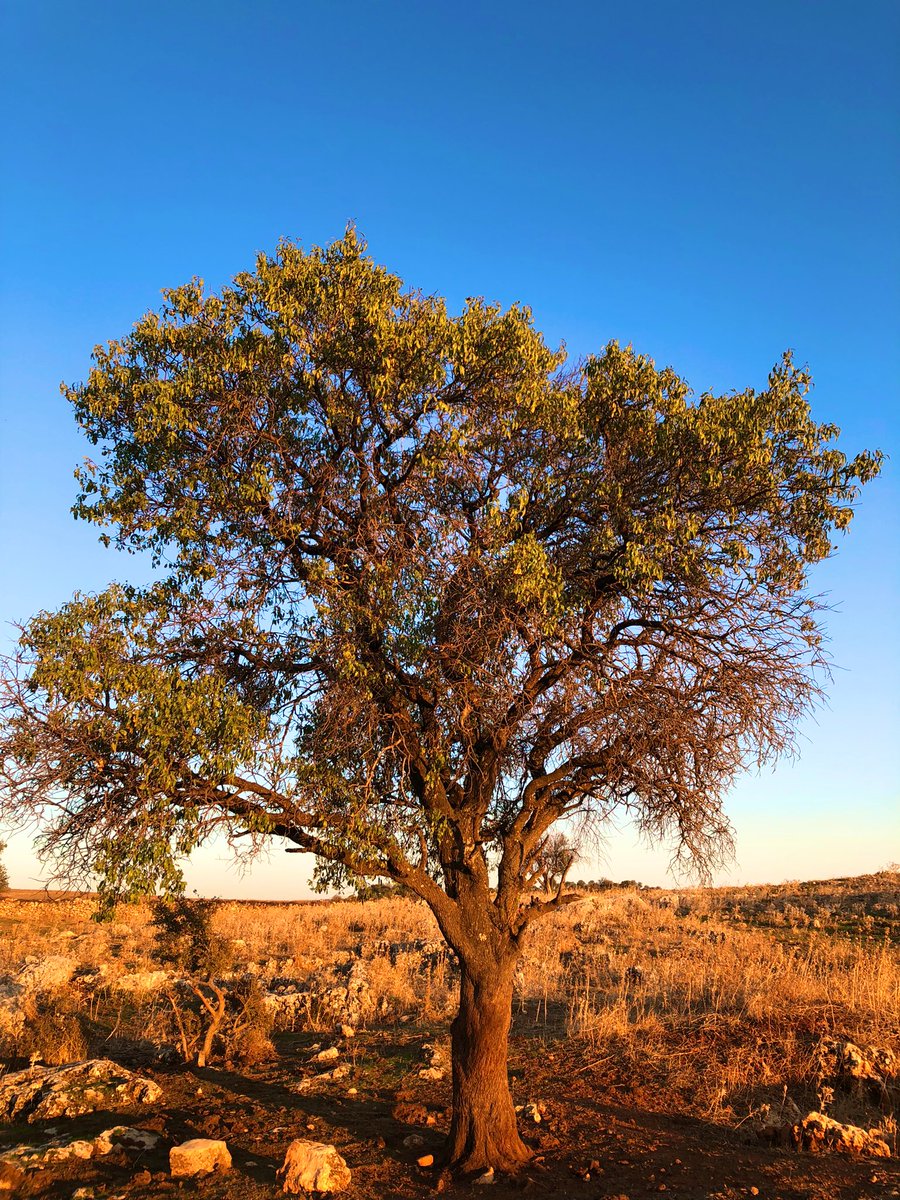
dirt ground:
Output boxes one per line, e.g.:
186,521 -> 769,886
3,1023 -> 897,1200
1,881 -> 897,1199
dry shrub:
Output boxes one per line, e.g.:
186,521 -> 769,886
16,991 -> 89,1065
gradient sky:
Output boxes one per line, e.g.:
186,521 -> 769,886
1,1 -> 898,897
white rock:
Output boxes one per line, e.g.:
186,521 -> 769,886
169,1138 -> 232,1177
418,1066 -> 444,1081
277,1139 -> 351,1193
0,1059 -> 162,1123
474,1166 -> 496,1184
16,956 -> 78,992
795,1111 -> 891,1157
111,970 -> 170,993
311,1045 -> 340,1063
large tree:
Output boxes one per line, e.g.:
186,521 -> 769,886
0,230 -> 880,1171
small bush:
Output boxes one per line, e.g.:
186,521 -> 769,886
18,992 -> 89,1065
149,895 -> 231,974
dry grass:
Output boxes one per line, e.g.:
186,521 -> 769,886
0,875 -> 896,1144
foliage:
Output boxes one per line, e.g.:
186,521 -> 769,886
0,842 -> 8,892
0,229 -> 879,936
0,227 -> 881,1167
149,895 -> 229,974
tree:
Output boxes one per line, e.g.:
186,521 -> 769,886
0,843 -> 8,892
0,230 -> 880,1172
531,830 -> 578,895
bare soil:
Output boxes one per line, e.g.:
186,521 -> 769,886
3,1023 -> 898,1199
1,879 -> 897,1199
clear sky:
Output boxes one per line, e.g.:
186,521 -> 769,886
1,1 -> 898,896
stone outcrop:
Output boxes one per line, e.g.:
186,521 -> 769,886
754,1099 -> 891,1157
792,1111 -> 891,1157
111,970 -> 171,993
0,1126 -> 161,1169
169,1138 -> 232,1177
0,980 -> 25,1045
816,1036 -> 897,1099
418,1042 -> 446,1081
0,1059 -> 161,1124
16,956 -> 78,993
277,1139 -> 351,1194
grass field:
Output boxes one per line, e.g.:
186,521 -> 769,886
0,872 -> 897,1198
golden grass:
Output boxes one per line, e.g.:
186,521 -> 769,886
0,878 -> 896,1141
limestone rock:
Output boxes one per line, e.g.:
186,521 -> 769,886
0,1125 -> 161,1168
0,980 -> 25,1044
418,1067 -> 444,1081
418,1042 -> 446,1080
816,1036 -> 897,1097
169,1138 -> 232,1177
16,956 -> 78,993
311,1045 -> 340,1063
264,989 -> 307,1029
111,970 -> 171,993
277,1139 -> 351,1194
0,1059 -> 162,1124
793,1111 -> 891,1157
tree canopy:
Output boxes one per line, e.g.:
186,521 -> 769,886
0,228 -> 880,1169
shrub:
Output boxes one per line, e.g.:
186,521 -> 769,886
149,895 -> 230,974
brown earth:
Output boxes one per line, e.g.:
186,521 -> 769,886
2,1025 -> 897,1199
1,879 -> 897,1198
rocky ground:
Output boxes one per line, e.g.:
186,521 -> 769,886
0,1033 -> 897,1199
0,881 -> 897,1198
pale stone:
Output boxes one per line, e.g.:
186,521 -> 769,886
0,1125 -> 161,1169
111,970 -> 170,993
816,1037 -> 897,1090
277,1139 -> 351,1194
311,1045 -> 340,1063
16,956 -> 78,992
0,981 -> 25,1044
0,1059 -> 162,1123
169,1137 -> 232,1177
795,1111 -> 891,1157
44,1139 -> 95,1161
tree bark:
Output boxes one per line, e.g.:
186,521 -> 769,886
447,956 -> 531,1173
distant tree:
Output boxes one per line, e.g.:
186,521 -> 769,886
0,842 -> 8,892
531,831 -> 578,895
0,230 -> 880,1171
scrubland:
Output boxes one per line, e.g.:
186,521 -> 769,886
0,873 -> 897,1198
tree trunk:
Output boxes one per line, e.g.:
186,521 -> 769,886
447,957 -> 531,1173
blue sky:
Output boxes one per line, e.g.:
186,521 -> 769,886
1,1 -> 898,895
